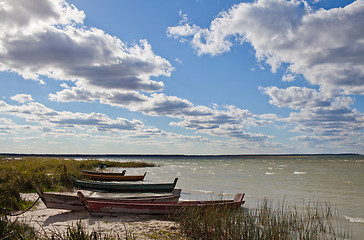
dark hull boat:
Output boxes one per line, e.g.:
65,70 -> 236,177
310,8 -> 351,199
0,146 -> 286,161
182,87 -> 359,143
72,177 -> 178,193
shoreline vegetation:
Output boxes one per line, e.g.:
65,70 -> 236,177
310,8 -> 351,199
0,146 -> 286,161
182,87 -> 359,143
0,156 -> 352,239
0,156 -> 157,212
0,153 -> 361,159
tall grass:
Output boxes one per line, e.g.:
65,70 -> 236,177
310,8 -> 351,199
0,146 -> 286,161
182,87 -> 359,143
45,221 -> 136,240
0,217 -> 135,240
0,157 -> 156,213
0,216 -> 37,240
174,199 -> 351,240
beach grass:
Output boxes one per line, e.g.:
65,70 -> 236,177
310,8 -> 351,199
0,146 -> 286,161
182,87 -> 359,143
0,216 -> 37,240
1,217 -> 135,240
45,221 -> 136,240
173,198 -> 351,240
0,156 -> 156,213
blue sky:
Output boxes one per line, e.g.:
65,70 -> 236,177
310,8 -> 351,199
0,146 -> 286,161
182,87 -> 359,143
0,0 -> 363,154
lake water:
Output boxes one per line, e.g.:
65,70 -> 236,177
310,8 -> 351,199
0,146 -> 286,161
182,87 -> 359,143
88,155 -> 364,239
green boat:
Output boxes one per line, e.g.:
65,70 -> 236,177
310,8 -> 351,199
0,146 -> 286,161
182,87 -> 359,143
72,177 -> 178,193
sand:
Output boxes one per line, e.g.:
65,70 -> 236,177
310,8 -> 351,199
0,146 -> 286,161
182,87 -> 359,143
9,192 -> 183,239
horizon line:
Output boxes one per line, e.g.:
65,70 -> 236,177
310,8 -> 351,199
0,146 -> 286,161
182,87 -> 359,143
1,153 -> 362,158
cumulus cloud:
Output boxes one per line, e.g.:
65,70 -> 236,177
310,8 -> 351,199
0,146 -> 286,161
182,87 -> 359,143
0,117 -> 15,134
0,0 -> 287,150
0,0 -> 173,91
0,99 -> 225,150
263,86 -> 364,149
0,100 -> 144,132
261,86 -> 331,110
170,105 -> 272,141
168,0 -> 364,95
49,80 -> 274,143
288,99 -> 364,137
10,94 -> 34,103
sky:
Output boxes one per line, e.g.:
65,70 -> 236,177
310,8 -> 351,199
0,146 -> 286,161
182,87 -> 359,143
0,0 -> 363,155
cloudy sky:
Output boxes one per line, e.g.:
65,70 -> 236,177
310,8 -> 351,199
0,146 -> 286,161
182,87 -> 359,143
0,0 -> 363,154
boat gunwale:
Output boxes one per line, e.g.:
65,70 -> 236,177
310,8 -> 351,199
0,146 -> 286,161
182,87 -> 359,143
77,192 -> 245,215
72,177 -> 179,192
82,169 -> 126,176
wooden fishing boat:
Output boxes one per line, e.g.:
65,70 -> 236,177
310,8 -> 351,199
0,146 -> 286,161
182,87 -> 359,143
78,192 -> 245,215
82,169 -> 126,175
35,186 -> 182,211
82,171 -> 146,181
72,177 -> 178,193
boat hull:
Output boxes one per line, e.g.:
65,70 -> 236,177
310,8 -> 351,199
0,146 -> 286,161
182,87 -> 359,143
82,170 -> 126,176
72,177 -> 178,193
78,193 -> 245,215
35,187 -> 181,211
82,172 -> 147,181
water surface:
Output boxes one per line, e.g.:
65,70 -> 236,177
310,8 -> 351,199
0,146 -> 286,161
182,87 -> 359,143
92,155 -> 364,239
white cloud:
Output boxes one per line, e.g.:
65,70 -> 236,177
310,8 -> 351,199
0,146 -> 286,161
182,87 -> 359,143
262,86 -> 331,110
263,86 -> 364,146
282,73 -> 296,82
288,101 -> 364,137
168,0 -> 364,95
0,0 -> 173,91
10,94 -> 33,103
0,99 -> 241,152
0,100 -> 144,132
50,83 -> 274,142
0,0 -> 84,37
178,10 -> 188,24
0,0 -> 277,149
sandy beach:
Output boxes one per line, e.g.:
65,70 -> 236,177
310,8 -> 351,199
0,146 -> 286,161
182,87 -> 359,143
9,192 -> 183,239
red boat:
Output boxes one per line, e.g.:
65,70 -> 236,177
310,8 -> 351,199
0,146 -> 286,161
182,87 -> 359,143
82,170 -> 146,181
78,192 -> 245,215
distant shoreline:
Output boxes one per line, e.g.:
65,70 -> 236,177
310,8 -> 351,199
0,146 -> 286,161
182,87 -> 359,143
0,153 -> 361,159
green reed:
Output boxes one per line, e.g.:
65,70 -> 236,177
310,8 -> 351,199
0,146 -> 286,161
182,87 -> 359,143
0,156 -> 156,213
46,221 -> 135,240
173,199 -> 351,240
0,217 -> 135,240
0,216 -> 37,240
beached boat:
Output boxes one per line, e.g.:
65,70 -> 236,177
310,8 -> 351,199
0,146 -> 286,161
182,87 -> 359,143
72,177 -> 178,193
35,186 -> 182,211
82,169 -> 126,175
78,192 -> 245,215
82,170 -> 146,181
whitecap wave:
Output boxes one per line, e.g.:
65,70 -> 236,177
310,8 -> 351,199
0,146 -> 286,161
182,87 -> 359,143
266,172 -> 275,175
293,171 -> 307,175
192,189 -> 214,194
345,216 -> 364,223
